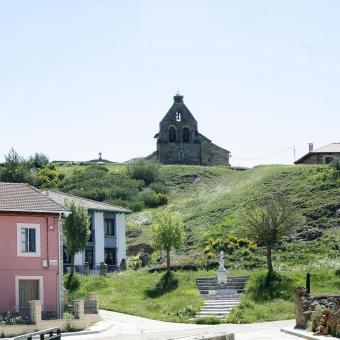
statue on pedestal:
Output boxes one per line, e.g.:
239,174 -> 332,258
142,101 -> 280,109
217,251 -> 228,285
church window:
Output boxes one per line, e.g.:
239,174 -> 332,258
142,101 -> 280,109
169,127 -> 176,142
183,128 -> 190,143
176,111 -> 181,121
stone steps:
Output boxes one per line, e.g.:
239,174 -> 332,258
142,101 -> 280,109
194,275 -> 248,320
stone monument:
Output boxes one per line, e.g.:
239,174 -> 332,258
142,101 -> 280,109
217,251 -> 228,285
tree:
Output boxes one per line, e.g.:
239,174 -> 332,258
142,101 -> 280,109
151,211 -> 184,272
0,148 -> 32,183
244,193 -> 303,274
28,152 -> 49,169
63,202 -> 90,275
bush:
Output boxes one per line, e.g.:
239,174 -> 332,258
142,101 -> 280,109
128,255 -> 142,270
126,160 -> 160,185
0,312 -> 27,325
195,316 -> 221,324
149,182 -> 168,194
171,305 -> 197,317
141,191 -> 161,208
60,167 -> 143,208
63,311 -> 75,320
64,273 -> 80,292
204,235 -> 257,259
157,193 -> 168,206
246,271 -> 296,302
335,269 -> 340,276
138,252 -> 151,266
329,158 -> 340,171
127,199 -> 145,212
36,165 -> 61,188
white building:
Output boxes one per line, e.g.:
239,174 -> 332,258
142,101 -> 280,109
44,190 -> 130,272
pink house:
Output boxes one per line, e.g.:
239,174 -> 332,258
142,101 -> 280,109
0,182 -> 69,318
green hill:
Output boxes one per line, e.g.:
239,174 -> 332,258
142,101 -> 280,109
127,164 -> 339,270
57,162 -> 339,271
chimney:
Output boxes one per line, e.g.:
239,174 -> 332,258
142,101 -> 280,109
308,143 -> 314,152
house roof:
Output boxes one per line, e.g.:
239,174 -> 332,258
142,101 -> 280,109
295,143 -> 340,164
43,190 -> 131,214
311,143 -> 340,153
0,182 -> 69,214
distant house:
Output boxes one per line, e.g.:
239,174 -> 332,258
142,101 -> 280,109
295,143 -> 340,165
43,190 -> 130,273
0,183 -> 69,317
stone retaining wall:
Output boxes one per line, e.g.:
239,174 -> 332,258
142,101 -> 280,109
295,286 -> 340,337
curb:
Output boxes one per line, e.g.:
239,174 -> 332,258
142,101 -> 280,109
281,328 -> 338,340
62,322 -> 114,337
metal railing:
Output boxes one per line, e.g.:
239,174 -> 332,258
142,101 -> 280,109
13,328 -> 61,340
63,263 -> 119,275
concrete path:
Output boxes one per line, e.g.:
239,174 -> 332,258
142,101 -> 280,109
64,310 -> 300,340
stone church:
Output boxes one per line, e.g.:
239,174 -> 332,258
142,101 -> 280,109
148,94 -> 230,166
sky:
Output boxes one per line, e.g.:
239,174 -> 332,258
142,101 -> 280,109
0,0 -> 339,167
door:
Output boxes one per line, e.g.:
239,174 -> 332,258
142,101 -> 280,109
19,280 -> 39,317
85,247 -> 94,270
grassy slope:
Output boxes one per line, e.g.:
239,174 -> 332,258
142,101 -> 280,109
128,164 -> 339,267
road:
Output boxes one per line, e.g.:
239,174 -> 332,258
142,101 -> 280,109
64,310 -> 300,340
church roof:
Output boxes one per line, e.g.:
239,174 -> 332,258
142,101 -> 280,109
161,94 -> 197,124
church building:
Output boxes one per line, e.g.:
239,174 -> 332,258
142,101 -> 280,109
150,94 -> 230,166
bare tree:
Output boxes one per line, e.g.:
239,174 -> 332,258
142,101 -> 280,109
244,193 -> 303,273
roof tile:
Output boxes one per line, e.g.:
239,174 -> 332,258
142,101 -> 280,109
0,182 -> 69,214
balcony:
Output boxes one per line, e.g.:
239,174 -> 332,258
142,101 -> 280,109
104,236 -> 117,248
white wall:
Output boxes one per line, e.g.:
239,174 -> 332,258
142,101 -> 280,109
116,213 -> 126,264
94,211 -> 104,264
74,251 -> 83,266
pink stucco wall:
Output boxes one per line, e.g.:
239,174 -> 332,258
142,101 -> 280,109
0,213 -> 60,312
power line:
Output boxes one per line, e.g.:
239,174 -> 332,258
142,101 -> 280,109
231,145 -> 296,161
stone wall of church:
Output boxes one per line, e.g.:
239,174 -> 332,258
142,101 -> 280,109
201,140 -> 230,166
157,141 -> 202,165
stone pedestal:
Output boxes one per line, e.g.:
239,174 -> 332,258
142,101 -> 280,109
64,288 -> 70,305
88,292 -> 99,314
28,300 -> 41,324
120,258 -> 127,271
100,262 -> 108,276
84,262 -> 90,275
295,286 -> 310,329
73,299 -> 84,319
217,269 -> 228,285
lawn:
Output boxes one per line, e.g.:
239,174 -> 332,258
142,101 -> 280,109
67,268 -> 340,324
68,270 -> 212,323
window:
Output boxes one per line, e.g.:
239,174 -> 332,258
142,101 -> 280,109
104,218 -> 115,236
169,127 -> 176,142
21,228 -> 36,252
175,111 -> 181,121
183,128 -> 190,143
325,157 -> 334,164
17,224 -> 40,257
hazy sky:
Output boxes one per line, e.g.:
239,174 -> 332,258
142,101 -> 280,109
0,1 -> 339,167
